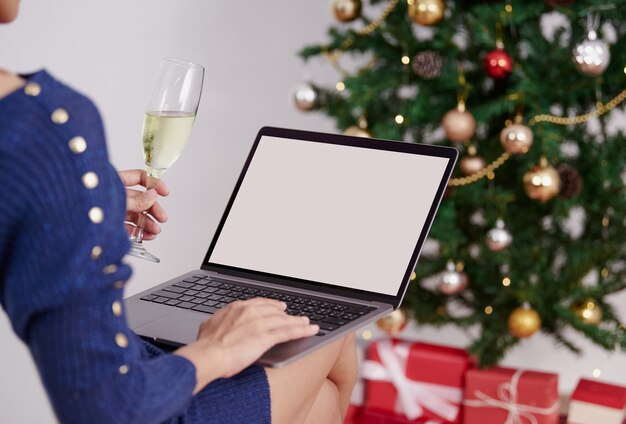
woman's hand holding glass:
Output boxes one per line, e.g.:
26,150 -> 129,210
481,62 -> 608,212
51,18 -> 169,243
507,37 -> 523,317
120,169 -> 169,241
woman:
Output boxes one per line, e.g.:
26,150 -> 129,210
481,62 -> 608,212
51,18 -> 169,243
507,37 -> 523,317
0,1 -> 357,423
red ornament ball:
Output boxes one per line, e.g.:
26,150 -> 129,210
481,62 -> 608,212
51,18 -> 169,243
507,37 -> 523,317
484,49 -> 513,79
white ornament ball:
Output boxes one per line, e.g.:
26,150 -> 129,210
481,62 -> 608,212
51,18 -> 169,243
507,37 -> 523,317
294,83 -> 318,111
486,218 -> 513,251
573,32 -> 610,76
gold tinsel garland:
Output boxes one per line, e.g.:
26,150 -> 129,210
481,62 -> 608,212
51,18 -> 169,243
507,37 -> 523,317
448,88 -> 626,187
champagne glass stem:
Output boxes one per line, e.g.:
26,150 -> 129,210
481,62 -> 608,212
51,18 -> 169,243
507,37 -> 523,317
130,173 -> 159,242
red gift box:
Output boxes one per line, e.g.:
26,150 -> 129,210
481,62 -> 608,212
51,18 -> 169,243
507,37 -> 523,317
362,339 -> 472,423
567,379 -> 626,424
463,367 -> 559,424
345,405 -> 363,424
359,407 -> 447,423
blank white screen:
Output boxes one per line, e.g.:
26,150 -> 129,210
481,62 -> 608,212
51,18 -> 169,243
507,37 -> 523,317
209,135 -> 449,296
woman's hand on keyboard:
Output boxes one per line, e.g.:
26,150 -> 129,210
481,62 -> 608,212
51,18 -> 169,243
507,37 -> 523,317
174,297 -> 319,394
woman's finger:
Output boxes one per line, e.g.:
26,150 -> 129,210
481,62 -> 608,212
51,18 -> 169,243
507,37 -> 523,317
231,297 -> 287,310
263,322 -> 319,346
126,188 -> 167,222
146,199 -> 168,223
119,169 -> 170,196
125,213 -> 161,235
126,189 -> 157,213
125,223 -> 158,240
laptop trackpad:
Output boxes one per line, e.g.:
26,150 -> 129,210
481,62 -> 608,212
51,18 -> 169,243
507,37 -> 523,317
136,310 -> 206,346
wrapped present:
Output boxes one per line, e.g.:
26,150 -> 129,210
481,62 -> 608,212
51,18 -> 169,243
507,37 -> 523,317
344,405 -> 363,424
359,407 -> 447,423
567,378 -> 626,424
463,367 -> 560,424
362,339 -> 472,422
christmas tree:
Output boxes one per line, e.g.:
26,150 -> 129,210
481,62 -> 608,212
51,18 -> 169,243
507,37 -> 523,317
295,0 -> 626,366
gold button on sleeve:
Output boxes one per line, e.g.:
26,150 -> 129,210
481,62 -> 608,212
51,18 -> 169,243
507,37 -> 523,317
88,207 -> 104,224
68,136 -> 87,154
51,108 -> 69,124
114,280 -> 125,289
112,301 -> 122,317
24,82 -> 41,96
103,264 -> 118,275
91,246 -> 102,260
118,365 -> 129,375
115,333 -> 128,348
82,172 -> 99,189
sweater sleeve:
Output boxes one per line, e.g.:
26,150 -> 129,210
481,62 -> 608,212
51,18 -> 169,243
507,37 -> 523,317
27,289 -> 198,424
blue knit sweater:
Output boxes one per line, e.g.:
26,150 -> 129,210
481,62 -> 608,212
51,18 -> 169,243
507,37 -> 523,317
0,70 -> 270,423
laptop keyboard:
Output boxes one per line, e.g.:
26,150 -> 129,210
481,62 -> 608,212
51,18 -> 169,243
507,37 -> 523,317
140,274 -> 377,335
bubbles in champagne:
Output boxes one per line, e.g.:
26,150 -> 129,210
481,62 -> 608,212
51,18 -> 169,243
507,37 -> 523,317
142,111 -> 196,176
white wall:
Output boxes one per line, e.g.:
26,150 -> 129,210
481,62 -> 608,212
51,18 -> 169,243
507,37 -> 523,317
0,1 -> 624,422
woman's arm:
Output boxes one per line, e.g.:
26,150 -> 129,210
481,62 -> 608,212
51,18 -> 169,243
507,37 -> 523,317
27,290 -> 317,423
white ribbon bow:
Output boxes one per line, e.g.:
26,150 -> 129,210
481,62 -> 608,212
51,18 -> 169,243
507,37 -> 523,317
362,339 -> 462,422
463,369 -> 560,424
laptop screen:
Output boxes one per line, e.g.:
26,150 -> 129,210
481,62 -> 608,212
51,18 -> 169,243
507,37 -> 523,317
206,131 -> 453,297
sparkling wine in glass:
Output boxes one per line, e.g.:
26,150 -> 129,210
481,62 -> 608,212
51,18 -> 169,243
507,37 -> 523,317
128,57 -> 204,263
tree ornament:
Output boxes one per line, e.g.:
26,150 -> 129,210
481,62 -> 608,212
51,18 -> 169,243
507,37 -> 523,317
332,0 -> 362,23
500,116 -> 534,154
558,164 -> 583,198
412,50 -> 444,79
408,0 -> 445,26
442,100 -> 476,143
293,82 -> 318,111
573,24 -> 610,77
486,218 -> 513,251
572,299 -> 603,326
438,260 -> 468,295
344,126 -> 372,137
375,308 -> 408,335
344,116 -> 372,138
523,157 -> 561,202
508,304 -> 541,338
459,145 -> 486,176
484,48 -> 513,79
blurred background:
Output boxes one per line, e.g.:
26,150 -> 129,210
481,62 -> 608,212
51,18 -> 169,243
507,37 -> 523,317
0,1 -> 623,422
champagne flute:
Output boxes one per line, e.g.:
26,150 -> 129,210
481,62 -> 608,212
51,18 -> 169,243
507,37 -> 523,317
128,57 -> 204,263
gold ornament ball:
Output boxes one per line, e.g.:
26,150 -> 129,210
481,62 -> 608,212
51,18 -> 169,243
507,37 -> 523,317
344,126 -> 372,138
408,0 -> 445,26
460,155 -> 486,176
523,158 -> 561,202
573,299 -> 603,325
332,0 -> 362,23
508,306 -> 541,338
442,107 -> 476,143
500,124 -> 534,154
376,308 -> 408,335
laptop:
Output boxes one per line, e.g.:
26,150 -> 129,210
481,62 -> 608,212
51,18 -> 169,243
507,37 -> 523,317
125,126 -> 457,367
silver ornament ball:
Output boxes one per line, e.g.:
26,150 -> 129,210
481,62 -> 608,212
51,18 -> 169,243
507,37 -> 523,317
486,218 -> 513,251
438,261 -> 468,295
294,83 -> 318,111
573,32 -> 610,76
